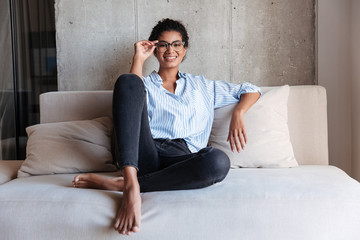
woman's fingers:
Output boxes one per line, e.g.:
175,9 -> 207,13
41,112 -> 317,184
139,40 -> 158,45
243,128 -> 248,145
227,128 -> 247,152
132,41 -> 155,62
135,40 -> 158,50
227,133 -> 235,152
233,130 -> 241,152
239,130 -> 245,151
134,40 -> 158,58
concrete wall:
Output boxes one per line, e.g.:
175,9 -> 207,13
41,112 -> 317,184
55,0 -> 315,90
318,0 -> 360,180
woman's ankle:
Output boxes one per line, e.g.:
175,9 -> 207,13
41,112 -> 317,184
122,166 -> 140,191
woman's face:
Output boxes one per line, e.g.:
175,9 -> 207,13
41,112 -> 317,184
154,30 -> 187,70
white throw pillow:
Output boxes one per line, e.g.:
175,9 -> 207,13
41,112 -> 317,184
208,85 -> 298,168
18,117 -> 117,177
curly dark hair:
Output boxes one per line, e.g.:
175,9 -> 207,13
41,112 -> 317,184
148,18 -> 189,49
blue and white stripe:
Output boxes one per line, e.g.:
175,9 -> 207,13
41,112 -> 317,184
143,71 -> 261,153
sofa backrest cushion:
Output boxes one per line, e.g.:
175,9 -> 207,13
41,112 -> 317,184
39,85 -> 328,165
287,86 -> 328,165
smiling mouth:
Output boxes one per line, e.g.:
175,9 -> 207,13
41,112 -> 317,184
164,56 -> 177,61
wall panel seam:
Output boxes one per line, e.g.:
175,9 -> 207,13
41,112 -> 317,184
314,0 -> 318,85
134,0 -> 139,41
229,0 -> 233,82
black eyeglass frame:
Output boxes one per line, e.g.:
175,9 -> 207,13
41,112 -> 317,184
155,40 -> 186,52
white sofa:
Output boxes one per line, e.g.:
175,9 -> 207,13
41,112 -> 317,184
1,86 -> 360,240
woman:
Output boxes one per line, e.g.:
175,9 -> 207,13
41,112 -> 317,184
73,18 -> 261,236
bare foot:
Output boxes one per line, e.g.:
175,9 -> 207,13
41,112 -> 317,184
73,167 -> 142,235
72,173 -> 124,191
113,183 -> 142,236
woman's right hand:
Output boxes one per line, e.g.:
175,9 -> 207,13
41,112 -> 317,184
130,40 -> 158,78
133,40 -> 158,62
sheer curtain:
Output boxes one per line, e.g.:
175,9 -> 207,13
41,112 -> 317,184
0,0 -> 16,160
0,0 -> 57,160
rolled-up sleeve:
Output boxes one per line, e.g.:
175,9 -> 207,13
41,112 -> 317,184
212,80 -> 261,109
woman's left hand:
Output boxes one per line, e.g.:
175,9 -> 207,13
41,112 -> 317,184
227,112 -> 247,153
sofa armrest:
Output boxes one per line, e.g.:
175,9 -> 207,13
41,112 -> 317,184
0,160 -> 24,185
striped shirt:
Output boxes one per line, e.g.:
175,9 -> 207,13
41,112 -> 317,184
143,71 -> 261,153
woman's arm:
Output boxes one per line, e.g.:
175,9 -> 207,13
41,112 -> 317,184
227,92 -> 260,153
130,40 -> 158,78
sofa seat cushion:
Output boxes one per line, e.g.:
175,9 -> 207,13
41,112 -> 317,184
0,166 -> 359,240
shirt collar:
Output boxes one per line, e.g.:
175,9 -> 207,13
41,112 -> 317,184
178,71 -> 186,79
151,70 -> 185,84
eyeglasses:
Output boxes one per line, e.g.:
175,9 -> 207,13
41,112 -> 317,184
155,40 -> 185,53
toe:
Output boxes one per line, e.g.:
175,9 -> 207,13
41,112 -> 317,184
127,217 -> 134,233
132,212 -> 141,232
118,217 -> 126,235
132,225 -> 140,233
114,217 -> 120,230
73,176 -> 81,183
72,180 -> 79,187
122,219 -> 131,235
73,181 -> 85,188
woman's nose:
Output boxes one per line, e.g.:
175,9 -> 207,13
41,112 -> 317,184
165,44 -> 175,53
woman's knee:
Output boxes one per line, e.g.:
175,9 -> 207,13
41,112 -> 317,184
114,73 -> 144,93
199,147 -> 230,181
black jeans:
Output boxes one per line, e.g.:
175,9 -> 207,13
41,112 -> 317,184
112,73 -> 230,192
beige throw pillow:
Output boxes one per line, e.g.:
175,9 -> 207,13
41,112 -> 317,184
208,85 -> 298,168
0,160 -> 24,184
18,117 -> 117,177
